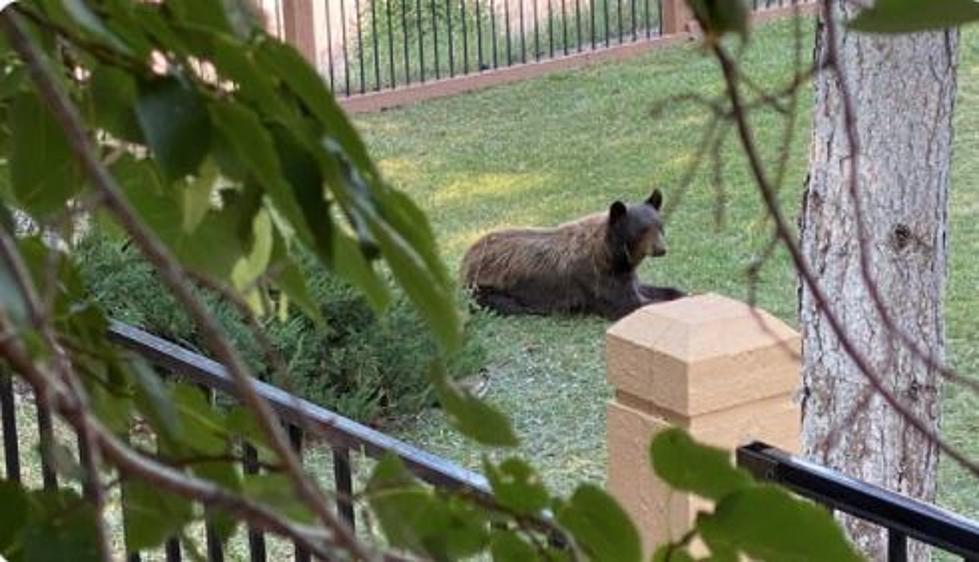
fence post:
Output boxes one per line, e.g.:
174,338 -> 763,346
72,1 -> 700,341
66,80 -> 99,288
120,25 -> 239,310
282,0 -> 319,65
605,293 -> 801,556
660,0 -> 693,35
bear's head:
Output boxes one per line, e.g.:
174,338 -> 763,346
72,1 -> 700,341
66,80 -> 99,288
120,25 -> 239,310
607,189 -> 667,271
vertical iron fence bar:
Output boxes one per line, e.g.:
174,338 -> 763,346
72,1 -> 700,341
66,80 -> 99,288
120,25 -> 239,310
490,0 -> 498,67
332,447 -> 356,531
165,538 -> 181,562
519,0 -> 526,63
288,425 -> 311,562
432,0 -> 442,77
371,0 -> 381,89
547,0 -> 553,57
326,0 -> 337,90
461,0 -> 469,73
401,0 -> 411,83
643,0 -> 649,38
164,445 -> 181,559
206,522 -> 224,562
120,431 -> 139,562
446,0 -> 455,75
341,0 -> 352,94
616,0 -> 622,43
417,0 -> 426,81
504,0 -> 511,65
887,530 -> 908,562
533,0 -> 540,59
201,387 -> 224,562
590,0 -> 595,48
36,402 -> 58,489
355,0 -> 366,93
574,0 -> 581,51
77,434 -> 96,500
386,0 -> 396,86
243,444 -> 267,562
0,369 -> 21,482
475,0 -> 484,69
629,0 -> 636,40
561,0 -> 568,54
603,0 -> 609,46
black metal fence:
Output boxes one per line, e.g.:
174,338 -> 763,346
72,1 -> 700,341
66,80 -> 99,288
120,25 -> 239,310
737,442 -> 979,561
0,321 -> 491,561
261,0 -> 807,98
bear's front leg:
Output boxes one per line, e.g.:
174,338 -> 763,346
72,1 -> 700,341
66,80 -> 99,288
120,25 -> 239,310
638,284 -> 686,303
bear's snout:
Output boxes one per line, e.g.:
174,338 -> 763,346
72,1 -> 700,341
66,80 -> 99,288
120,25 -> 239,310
652,247 -> 667,258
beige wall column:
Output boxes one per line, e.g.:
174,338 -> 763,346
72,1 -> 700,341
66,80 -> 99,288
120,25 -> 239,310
282,0 -> 319,64
660,0 -> 694,35
605,293 -> 801,555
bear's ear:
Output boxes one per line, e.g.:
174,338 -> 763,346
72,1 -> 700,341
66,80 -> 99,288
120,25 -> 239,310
647,189 -> 663,210
609,201 -> 627,223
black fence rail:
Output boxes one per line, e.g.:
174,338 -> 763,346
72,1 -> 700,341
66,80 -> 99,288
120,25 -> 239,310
260,0 -> 808,98
737,442 -> 979,562
0,320 -> 491,562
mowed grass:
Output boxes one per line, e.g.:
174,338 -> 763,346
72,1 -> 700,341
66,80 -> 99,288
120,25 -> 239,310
354,16 -> 979,521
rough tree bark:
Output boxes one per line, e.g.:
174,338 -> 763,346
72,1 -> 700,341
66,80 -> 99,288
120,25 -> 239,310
800,3 -> 958,560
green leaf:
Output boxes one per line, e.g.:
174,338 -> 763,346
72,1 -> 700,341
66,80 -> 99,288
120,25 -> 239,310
366,455 -> 489,559
849,0 -> 979,33
208,100 -> 312,247
649,428 -> 753,501
10,92 -> 82,217
0,479 -> 29,554
129,359 -> 182,445
122,480 -> 195,551
490,530 -> 539,562
241,474 -> 314,524
115,155 -> 247,280
268,230 -> 322,323
193,460 -> 242,543
231,208 -> 273,292
90,65 -> 143,142
697,485 -> 863,561
181,159 -> 218,232
366,455 -> 431,552
23,488 -> 101,562
136,78 -> 211,182
167,0 -> 233,34
0,258 -> 29,327
61,0 -> 130,53
555,484 -> 641,562
169,383 -> 229,455
483,457 -> 549,515
652,545 -> 696,562
427,363 -> 518,447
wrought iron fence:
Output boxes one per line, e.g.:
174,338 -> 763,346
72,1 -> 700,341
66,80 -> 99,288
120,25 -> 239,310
260,0 -> 806,98
737,442 -> 979,562
1,321 -> 492,561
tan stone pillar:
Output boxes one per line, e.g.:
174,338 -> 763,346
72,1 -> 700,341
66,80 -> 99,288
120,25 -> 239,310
660,0 -> 694,35
605,293 -> 800,555
282,0 -> 318,64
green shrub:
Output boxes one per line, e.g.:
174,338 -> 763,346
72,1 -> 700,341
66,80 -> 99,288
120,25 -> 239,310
75,233 -> 487,425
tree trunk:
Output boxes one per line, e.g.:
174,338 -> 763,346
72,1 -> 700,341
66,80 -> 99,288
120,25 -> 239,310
800,3 -> 958,560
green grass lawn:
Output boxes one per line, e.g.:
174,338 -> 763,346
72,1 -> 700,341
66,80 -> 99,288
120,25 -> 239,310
355,16 -> 979,524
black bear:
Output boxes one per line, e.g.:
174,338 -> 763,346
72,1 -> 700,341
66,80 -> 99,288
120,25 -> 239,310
460,189 -> 684,319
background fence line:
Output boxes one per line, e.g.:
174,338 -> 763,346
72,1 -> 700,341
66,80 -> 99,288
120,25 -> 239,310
259,0 -> 812,110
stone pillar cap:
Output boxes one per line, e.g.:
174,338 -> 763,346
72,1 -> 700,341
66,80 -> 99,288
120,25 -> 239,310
606,293 -> 800,417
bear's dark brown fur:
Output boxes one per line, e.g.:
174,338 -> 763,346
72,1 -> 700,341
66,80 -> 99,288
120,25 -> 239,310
460,189 -> 684,319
